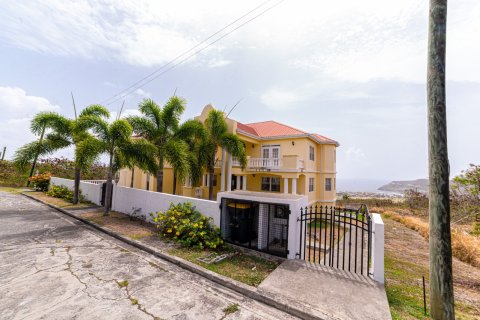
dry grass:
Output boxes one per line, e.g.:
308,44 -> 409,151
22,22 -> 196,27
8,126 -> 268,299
383,210 -> 480,268
26,191 -> 92,209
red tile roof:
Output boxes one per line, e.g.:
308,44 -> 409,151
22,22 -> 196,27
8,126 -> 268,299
237,120 -> 338,145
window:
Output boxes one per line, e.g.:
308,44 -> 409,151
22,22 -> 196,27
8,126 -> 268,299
309,146 -> 315,161
261,177 -> 280,192
325,178 -> 332,191
146,174 -> 150,190
309,177 -> 315,192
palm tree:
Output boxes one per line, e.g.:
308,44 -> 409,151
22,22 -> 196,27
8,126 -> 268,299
126,96 -> 201,193
79,116 -> 157,214
14,105 -> 110,204
198,109 -> 247,200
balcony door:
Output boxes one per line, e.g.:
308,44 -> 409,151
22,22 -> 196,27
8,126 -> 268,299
262,145 -> 280,167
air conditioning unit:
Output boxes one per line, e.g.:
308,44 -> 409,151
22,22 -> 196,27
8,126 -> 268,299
194,187 -> 203,198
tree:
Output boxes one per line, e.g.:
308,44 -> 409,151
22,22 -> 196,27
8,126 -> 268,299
127,97 -> 202,193
80,116 -> 157,214
427,0 -> 454,318
198,109 -> 246,200
14,105 -> 110,204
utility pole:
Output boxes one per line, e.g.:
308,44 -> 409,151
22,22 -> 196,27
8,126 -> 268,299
1,146 -> 5,160
427,0 -> 454,319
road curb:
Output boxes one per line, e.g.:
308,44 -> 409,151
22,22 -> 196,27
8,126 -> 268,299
22,192 -> 330,320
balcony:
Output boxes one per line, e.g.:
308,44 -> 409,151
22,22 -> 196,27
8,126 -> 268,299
247,155 -> 304,172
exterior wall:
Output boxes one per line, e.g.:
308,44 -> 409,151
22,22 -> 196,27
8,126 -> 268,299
112,185 -> 220,226
50,177 -> 103,206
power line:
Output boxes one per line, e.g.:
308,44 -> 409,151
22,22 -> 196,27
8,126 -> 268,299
102,0 -> 285,106
100,0 -> 275,105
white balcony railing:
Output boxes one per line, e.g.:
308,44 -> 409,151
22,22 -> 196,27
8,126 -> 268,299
232,157 -> 241,167
248,158 -> 282,169
297,159 -> 305,170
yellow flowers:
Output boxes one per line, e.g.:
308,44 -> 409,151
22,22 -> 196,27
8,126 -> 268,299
167,229 -> 172,233
176,231 -> 180,236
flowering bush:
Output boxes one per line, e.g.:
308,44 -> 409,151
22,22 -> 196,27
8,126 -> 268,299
151,202 -> 223,250
28,173 -> 52,191
46,185 -> 74,202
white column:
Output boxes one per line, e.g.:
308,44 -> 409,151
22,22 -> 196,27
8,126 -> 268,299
292,178 -> 297,194
227,153 -> 232,191
236,175 -> 241,191
242,176 -> 247,191
283,178 -> 288,194
372,213 -> 385,283
220,149 -> 226,191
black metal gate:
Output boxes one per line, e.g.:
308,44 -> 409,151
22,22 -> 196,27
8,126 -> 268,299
220,198 -> 289,258
298,205 -> 371,275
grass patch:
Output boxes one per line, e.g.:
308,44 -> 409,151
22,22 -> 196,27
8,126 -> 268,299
168,247 -> 278,287
26,191 -> 91,209
117,280 -> 128,288
384,254 -> 429,320
223,303 -> 239,315
0,186 -> 24,193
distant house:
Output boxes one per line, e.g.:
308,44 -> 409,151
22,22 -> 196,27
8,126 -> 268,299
118,104 -> 339,206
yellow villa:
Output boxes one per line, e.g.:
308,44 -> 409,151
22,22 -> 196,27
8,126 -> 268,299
118,104 -> 339,206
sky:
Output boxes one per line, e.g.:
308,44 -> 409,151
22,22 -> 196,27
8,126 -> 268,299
0,0 -> 479,184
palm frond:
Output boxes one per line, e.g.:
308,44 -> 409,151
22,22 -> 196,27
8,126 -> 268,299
125,115 -> 156,140
163,138 -> 190,183
75,136 -> 106,171
109,119 -> 133,145
118,139 -> 158,175
205,109 -> 228,144
78,116 -> 110,141
13,136 -> 71,171
79,104 -> 110,119
139,99 -> 162,129
221,133 -> 247,168
175,119 -> 207,143
161,96 -> 186,133
31,112 -> 71,136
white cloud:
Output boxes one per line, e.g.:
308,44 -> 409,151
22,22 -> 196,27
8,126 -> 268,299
260,88 -> 305,110
207,58 -> 232,68
0,86 -> 61,160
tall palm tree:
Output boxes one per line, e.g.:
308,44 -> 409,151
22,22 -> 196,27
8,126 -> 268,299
198,109 -> 247,200
79,116 -> 157,214
14,105 -> 110,204
126,96 -> 201,193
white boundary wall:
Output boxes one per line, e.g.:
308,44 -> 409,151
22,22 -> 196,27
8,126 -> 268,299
371,213 -> 385,283
112,185 -> 220,225
50,177 -> 103,206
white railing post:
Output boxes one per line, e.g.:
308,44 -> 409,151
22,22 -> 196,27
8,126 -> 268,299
371,213 -> 385,283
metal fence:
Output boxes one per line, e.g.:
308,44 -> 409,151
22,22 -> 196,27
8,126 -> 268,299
298,205 -> 372,276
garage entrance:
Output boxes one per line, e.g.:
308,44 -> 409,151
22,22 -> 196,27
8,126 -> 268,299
220,198 -> 290,258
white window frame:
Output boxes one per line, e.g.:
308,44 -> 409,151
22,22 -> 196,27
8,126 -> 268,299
309,177 -> 315,192
261,177 -> 280,192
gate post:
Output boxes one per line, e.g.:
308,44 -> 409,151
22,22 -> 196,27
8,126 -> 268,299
371,213 -> 385,283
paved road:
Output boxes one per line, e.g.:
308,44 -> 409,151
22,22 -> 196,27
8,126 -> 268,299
0,192 -> 296,320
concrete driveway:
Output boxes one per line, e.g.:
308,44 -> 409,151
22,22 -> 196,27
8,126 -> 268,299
0,191 -> 296,320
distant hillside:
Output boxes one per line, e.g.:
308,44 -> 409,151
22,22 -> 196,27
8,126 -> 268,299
378,179 -> 429,193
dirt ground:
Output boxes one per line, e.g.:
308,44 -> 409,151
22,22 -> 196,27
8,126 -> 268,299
384,217 -> 480,317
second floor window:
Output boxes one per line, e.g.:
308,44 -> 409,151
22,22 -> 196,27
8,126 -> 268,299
261,177 -> 280,192
309,146 -> 315,161
325,178 -> 332,191
309,177 -> 315,192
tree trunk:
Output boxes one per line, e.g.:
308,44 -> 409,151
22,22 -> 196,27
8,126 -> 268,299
173,169 -> 177,195
156,156 -> 164,192
130,167 -> 135,188
208,165 -> 215,200
104,153 -> 114,215
427,0 -> 454,318
72,166 -> 81,204
27,125 -> 45,187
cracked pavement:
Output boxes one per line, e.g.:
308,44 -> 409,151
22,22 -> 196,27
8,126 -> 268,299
0,192 -> 297,320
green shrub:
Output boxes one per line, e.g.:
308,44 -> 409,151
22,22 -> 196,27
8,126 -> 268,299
28,172 -> 51,191
47,185 -> 74,202
151,202 -> 223,250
